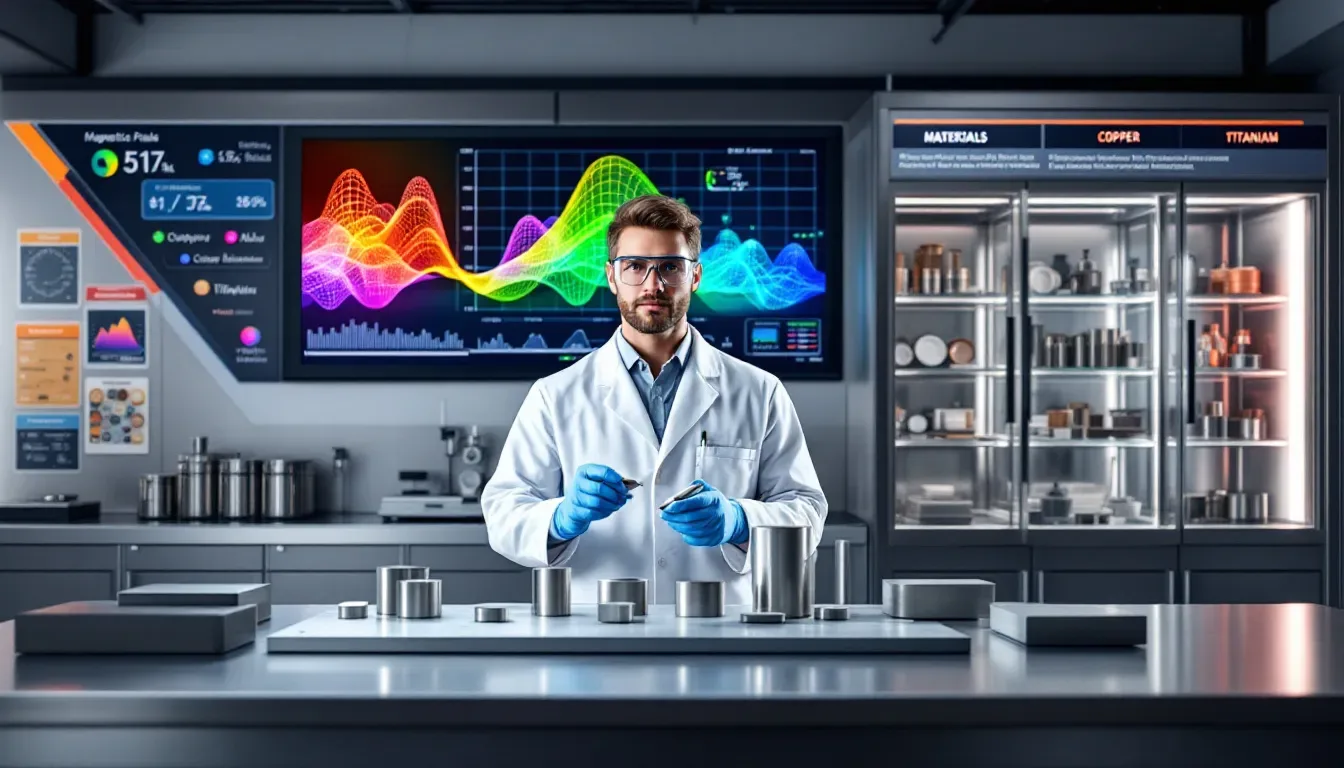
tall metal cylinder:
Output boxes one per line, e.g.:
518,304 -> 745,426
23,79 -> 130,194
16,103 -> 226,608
751,525 -> 814,619
532,567 -> 571,616
397,579 -> 442,619
137,474 -> 178,521
377,565 -> 429,616
675,581 -> 724,618
179,454 -> 219,521
219,458 -> 262,521
598,577 -> 648,616
834,538 -> 851,605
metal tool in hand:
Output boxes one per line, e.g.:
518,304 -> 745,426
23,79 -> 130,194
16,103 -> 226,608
658,481 -> 705,511
621,477 -> 643,491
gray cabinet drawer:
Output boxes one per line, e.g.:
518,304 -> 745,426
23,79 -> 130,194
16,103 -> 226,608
0,545 -> 118,571
1186,571 -> 1322,604
410,546 -> 525,572
888,570 -> 1025,602
128,571 -> 264,588
267,545 -> 400,572
0,571 -> 116,621
1038,571 -> 1173,604
431,570 -> 532,604
124,545 -> 263,571
268,572 -> 375,605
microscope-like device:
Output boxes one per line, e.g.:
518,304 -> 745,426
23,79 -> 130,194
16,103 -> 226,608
377,423 -> 489,521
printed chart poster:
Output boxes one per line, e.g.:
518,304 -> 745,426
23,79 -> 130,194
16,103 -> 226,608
86,377 -> 149,454
84,285 -> 149,368
14,323 -> 81,407
15,413 -> 80,472
17,230 -> 81,307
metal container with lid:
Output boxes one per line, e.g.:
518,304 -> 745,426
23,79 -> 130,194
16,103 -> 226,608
138,474 -> 178,521
220,458 -> 263,520
262,459 -> 315,519
179,453 -> 220,521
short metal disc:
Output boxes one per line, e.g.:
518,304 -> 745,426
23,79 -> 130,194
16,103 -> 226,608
474,605 -> 509,623
739,611 -> 786,624
813,605 -> 850,621
337,601 -> 369,620
598,601 -> 636,624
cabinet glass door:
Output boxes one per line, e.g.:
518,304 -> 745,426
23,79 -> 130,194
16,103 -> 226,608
1178,189 -> 1318,528
1021,189 -> 1171,528
891,191 -> 1021,528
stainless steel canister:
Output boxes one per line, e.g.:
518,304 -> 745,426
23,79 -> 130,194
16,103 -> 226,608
1205,490 -> 1230,521
750,525 -> 815,619
219,458 -> 262,521
376,565 -> 429,616
533,567 -> 572,616
179,454 -> 219,521
598,578 -> 648,616
138,474 -> 178,521
1070,333 -> 1089,368
1045,334 -> 1068,368
262,459 -> 313,519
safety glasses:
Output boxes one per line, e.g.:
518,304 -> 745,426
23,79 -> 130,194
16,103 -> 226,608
609,256 -> 699,287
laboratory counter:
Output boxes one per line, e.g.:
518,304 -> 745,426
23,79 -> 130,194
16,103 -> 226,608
0,510 -> 869,546
1,603 -> 1341,768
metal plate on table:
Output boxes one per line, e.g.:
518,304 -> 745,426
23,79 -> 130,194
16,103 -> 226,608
266,604 -> 970,655
117,582 -> 271,623
16,601 -> 257,655
989,602 -> 1148,647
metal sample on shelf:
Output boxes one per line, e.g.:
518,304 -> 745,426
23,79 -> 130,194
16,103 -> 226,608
397,579 -> 442,619
598,578 -> 648,616
532,567 -> 572,617
675,580 -> 725,618
376,565 -> 430,616
137,473 -> 178,521
597,601 -> 636,624
474,605 -> 509,623
338,601 -> 369,620
813,605 -> 850,621
740,611 -> 786,624
750,525 -> 814,619
219,458 -> 263,521
882,578 -> 995,621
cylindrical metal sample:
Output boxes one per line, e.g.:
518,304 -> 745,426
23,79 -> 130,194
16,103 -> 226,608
474,605 -> 509,623
138,473 -> 178,521
813,604 -> 850,621
338,600 -> 368,620
675,580 -> 725,618
598,578 -> 648,616
532,567 -> 571,617
219,458 -> 262,521
397,579 -> 442,619
751,525 -> 814,619
834,539 -> 851,605
376,565 -> 429,616
740,611 -> 786,624
598,601 -> 636,624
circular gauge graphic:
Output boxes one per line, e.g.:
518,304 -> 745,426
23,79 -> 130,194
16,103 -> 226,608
21,246 -> 78,302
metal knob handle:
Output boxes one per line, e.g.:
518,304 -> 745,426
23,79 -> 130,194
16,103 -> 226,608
835,539 -> 850,605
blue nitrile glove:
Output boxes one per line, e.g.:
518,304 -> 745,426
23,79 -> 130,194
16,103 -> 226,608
659,480 -> 748,547
551,463 -> 632,541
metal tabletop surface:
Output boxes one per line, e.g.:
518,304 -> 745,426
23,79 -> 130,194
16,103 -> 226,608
2,603 -> 1342,728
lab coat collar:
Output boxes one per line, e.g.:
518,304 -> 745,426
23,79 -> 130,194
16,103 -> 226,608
596,325 -> 721,454
613,325 -> 693,376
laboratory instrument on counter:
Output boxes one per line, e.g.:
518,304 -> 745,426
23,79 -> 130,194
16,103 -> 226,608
989,603 -> 1147,647
137,474 -> 177,521
658,481 -> 706,511
0,494 -> 100,524
331,447 -> 350,514
882,578 -> 995,620
834,539 -> 850,604
398,579 -> 442,619
597,601 -> 636,624
532,567 -> 572,617
750,525 -> 814,619
675,580 -> 725,617
338,601 -> 369,620
458,426 -> 486,501
474,605 -> 509,623
813,605 -> 849,621
377,471 -> 480,521
376,565 -> 429,616
739,611 -> 785,624
598,577 -> 648,616
220,458 -> 262,521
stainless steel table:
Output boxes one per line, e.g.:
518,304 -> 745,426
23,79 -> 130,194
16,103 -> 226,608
2,603 -> 1342,768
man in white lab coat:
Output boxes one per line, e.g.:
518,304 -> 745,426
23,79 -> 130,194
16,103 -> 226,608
481,194 -> 827,607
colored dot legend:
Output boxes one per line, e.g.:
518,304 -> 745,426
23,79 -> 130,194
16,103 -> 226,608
152,231 -> 165,244
224,230 -> 239,245
239,326 -> 261,347
179,253 -> 191,265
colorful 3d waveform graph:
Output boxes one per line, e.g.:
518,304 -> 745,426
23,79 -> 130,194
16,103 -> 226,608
92,317 -> 143,352
300,155 -> 825,312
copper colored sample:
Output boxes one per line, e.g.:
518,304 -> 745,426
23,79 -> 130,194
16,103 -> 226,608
895,251 -> 910,295
1227,266 -> 1261,295
947,338 -> 975,365
1210,263 -> 1229,294
1047,409 -> 1072,429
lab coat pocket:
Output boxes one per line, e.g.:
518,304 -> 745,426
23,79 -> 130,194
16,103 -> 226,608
695,445 -> 760,499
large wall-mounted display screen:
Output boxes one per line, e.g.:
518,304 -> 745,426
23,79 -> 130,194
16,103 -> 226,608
283,127 -> 842,380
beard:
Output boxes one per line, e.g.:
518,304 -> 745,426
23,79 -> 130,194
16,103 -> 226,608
618,290 -> 690,335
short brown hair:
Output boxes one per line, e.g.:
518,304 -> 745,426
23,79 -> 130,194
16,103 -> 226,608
606,194 -> 702,261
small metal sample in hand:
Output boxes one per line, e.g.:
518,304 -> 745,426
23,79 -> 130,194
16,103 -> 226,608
740,611 -> 786,624
658,481 -> 705,510
621,477 -> 642,491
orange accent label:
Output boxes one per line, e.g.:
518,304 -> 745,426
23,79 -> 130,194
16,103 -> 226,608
1097,130 -> 1142,144
18,230 -> 79,246
16,323 -> 81,340
14,323 -> 81,407
86,285 -> 148,302
1225,130 -> 1280,145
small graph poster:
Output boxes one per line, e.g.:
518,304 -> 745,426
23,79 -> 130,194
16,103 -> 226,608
84,285 -> 148,368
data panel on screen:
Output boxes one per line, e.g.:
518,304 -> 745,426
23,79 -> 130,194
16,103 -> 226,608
283,129 -> 842,380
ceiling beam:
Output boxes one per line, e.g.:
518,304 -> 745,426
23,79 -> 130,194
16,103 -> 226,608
0,0 -> 80,74
92,0 -> 143,24
931,0 -> 975,44
389,0 -> 414,11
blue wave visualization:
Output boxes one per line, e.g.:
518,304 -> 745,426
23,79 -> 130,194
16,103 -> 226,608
694,229 -> 826,313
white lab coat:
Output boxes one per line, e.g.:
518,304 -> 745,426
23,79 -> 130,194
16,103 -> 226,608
482,326 -> 828,607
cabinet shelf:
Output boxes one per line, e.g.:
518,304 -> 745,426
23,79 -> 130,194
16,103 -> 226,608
1019,294 -> 1158,307
894,367 -> 1003,378
894,294 -> 1006,307
1019,436 -> 1156,448
1183,295 -> 1288,307
1034,368 -> 1153,378
1173,438 -> 1288,448
1193,368 -> 1286,379
895,437 -> 1008,448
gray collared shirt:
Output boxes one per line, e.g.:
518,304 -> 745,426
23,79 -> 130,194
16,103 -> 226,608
614,329 -> 693,443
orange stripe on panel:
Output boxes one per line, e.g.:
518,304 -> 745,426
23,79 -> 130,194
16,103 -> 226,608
893,119 -> 1306,126
7,122 -> 71,182
57,178 -> 160,294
